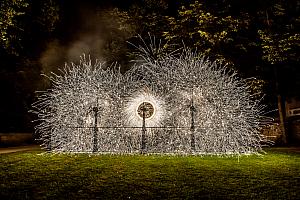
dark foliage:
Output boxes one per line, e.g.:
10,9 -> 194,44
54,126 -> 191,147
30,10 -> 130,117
0,0 -> 299,132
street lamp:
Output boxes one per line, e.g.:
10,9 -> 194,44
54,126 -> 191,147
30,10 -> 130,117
190,89 -> 196,152
137,101 -> 155,153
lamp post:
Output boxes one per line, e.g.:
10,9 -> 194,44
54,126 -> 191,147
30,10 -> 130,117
141,102 -> 146,154
92,106 -> 99,153
190,91 -> 196,152
137,101 -> 154,154
90,98 -> 101,153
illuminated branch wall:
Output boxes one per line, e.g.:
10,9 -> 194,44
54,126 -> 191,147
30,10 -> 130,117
32,48 -> 268,155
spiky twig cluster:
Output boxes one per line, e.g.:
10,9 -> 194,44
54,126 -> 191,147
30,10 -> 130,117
32,42 -> 268,154
130,46 -> 268,154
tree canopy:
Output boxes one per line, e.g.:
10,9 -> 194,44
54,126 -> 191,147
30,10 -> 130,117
0,0 -> 299,132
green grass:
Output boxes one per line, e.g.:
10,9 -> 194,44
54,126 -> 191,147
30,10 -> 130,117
0,149 -> 299,200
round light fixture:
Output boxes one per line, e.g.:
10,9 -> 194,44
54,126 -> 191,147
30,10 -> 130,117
136,101 -> 155,119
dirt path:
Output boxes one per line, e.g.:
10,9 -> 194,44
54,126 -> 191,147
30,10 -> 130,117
269,147 -> 300,153
0,145 -> 41,154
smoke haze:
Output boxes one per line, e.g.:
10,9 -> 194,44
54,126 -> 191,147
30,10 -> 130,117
40,6 -> 135,75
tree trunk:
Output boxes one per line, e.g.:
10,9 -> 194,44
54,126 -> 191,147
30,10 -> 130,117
277,94 -> 287,144
274,64 -> 287,144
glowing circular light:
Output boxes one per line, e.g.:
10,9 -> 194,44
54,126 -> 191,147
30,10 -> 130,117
136,101 -> 155,119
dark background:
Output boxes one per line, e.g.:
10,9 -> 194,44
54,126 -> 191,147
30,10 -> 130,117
0,0 -> 299,134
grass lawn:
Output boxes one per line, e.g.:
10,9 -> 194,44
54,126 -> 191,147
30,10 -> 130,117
0,148 -> 299,199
